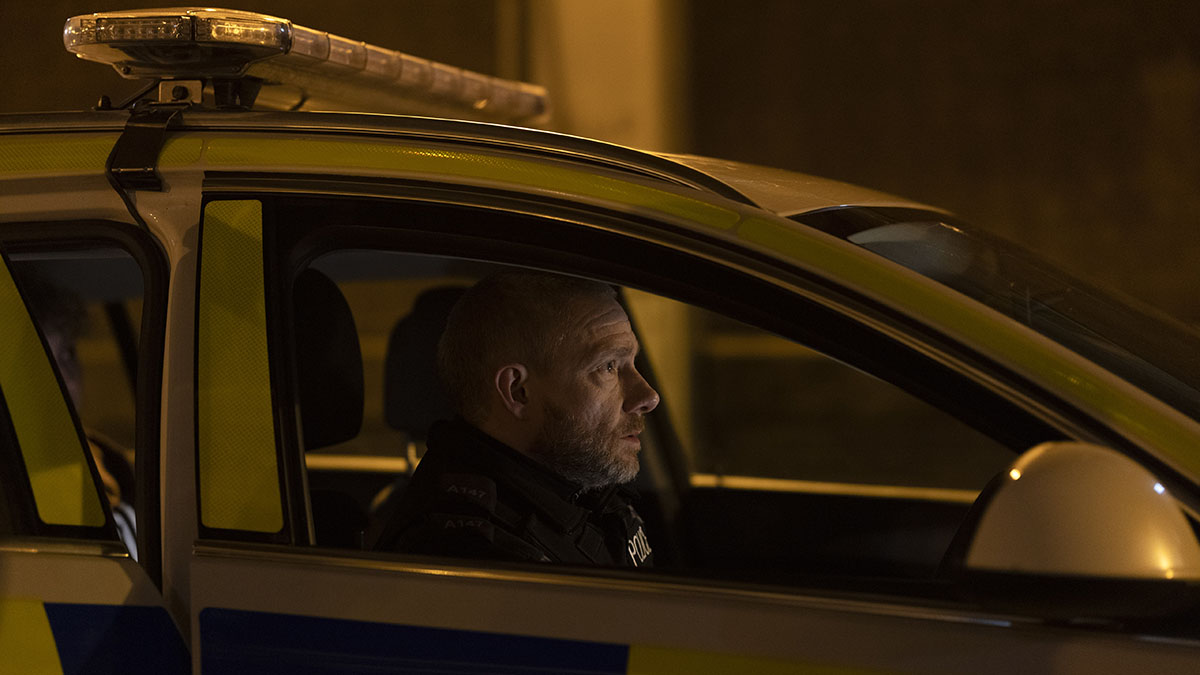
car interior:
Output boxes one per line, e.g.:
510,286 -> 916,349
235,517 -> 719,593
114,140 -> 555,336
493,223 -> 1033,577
287,243 -> 1048,597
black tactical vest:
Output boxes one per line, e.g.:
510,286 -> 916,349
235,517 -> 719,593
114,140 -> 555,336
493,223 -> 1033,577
373,419 -> 654,568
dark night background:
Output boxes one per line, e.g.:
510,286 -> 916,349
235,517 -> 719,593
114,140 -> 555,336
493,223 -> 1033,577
3,0 -> 1199,325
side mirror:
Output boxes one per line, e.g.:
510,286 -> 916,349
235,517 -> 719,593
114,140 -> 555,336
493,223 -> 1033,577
943,441 -> 1200,620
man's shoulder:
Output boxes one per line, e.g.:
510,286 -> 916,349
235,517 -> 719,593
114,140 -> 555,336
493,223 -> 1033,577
386,469 -> 551,562
371,422 -> 542,558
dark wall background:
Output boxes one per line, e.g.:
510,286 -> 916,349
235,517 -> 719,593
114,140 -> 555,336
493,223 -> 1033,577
688,1 -> 1200,324
3,1 -> 1198,323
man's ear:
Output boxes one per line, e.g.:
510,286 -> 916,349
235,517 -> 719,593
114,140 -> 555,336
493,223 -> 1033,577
494,363 -> 530,418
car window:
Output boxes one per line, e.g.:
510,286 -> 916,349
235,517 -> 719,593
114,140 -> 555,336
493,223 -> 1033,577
797,207 -> 1200,424
10,250 -> 143,445
256,195 -> 1062,594
0,226 -> 165,582
0,245 -> 123,543
11,246 -> 143,550
288,249 -> 1022,579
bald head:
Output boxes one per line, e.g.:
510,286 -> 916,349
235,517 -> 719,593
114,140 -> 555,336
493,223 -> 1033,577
437,271 -> 617,425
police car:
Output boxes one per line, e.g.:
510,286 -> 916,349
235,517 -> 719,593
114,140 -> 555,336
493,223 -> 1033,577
3,7 -> 1200,673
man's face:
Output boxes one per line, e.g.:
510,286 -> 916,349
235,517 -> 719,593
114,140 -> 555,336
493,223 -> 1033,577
527,294 -> 659,490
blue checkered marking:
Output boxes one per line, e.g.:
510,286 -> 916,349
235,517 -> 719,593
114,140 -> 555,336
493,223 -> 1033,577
200,607 -> 630,674
43,603 -> 189,674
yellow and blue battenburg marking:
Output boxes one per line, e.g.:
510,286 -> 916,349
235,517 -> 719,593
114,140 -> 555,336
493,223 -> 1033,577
199,608 -> 866,674
0,598 -> 187,674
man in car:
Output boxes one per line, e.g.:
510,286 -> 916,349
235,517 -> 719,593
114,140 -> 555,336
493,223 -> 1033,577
372,271 -> 660,566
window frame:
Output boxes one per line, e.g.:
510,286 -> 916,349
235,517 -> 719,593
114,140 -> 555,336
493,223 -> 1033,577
247,191 -> 1086,546
0,220 -> 169,588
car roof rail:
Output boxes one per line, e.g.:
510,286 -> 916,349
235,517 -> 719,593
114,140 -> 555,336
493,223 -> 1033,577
63,7 -> 549,126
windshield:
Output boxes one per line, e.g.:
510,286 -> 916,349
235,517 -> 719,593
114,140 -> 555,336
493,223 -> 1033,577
794,207 -> 1200,423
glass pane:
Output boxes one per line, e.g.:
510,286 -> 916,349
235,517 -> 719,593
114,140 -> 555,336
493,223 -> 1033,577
799,208 -> 1200,423
6,246 -> 142,543
626,291 -> 1014,491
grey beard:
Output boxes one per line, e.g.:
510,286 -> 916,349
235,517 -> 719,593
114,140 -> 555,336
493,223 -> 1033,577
529,410 -> 639,491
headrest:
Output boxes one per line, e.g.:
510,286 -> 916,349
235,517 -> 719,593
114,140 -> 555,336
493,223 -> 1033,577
293,268 -> 363,450
384,285 -> 465,440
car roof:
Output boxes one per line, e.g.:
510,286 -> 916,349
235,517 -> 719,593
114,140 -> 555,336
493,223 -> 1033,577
0,109 -> 934,218
655,152 -> 943,217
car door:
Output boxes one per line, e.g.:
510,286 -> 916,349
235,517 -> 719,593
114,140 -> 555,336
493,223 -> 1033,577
0,222 -> 184,674
182,125 -> 1200,672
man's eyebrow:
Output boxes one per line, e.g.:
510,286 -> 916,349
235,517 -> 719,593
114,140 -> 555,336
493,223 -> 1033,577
607,343 -> 637,357
592,339 -> 638,361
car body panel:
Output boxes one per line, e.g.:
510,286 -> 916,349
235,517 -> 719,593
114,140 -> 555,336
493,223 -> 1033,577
189,544 -> 1200,674
195,199 -> 282,534
0,545 -> 186,675
189,134 -> 743,231
653,152 -> 941,217
0,132 -> 117,176
0,132 -> 130,223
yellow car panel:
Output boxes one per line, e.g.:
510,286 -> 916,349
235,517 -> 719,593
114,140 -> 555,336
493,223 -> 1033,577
195,199 -> 283,533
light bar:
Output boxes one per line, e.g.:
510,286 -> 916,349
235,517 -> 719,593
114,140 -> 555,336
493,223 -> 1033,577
64,8 -> 289,78
63,7 -> 549,125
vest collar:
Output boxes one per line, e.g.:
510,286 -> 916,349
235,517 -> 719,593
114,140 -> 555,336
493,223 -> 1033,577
430,419 -> 594,532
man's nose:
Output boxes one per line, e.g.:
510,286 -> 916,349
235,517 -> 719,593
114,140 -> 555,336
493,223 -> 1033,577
624,369 -> 659,414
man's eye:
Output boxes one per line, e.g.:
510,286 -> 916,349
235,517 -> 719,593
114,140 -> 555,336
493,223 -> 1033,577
603,361 -> 617,373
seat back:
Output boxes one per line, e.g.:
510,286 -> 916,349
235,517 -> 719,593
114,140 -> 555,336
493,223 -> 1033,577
293,268 -> 364,450
364,285 -> 465,547
384,285 -> 465,442
292,268 -> 367,547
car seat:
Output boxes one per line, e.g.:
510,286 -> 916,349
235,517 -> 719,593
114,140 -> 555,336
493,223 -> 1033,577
364,284 -> 465,546
292,268 -> 367,547
383,285 -> 465,456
